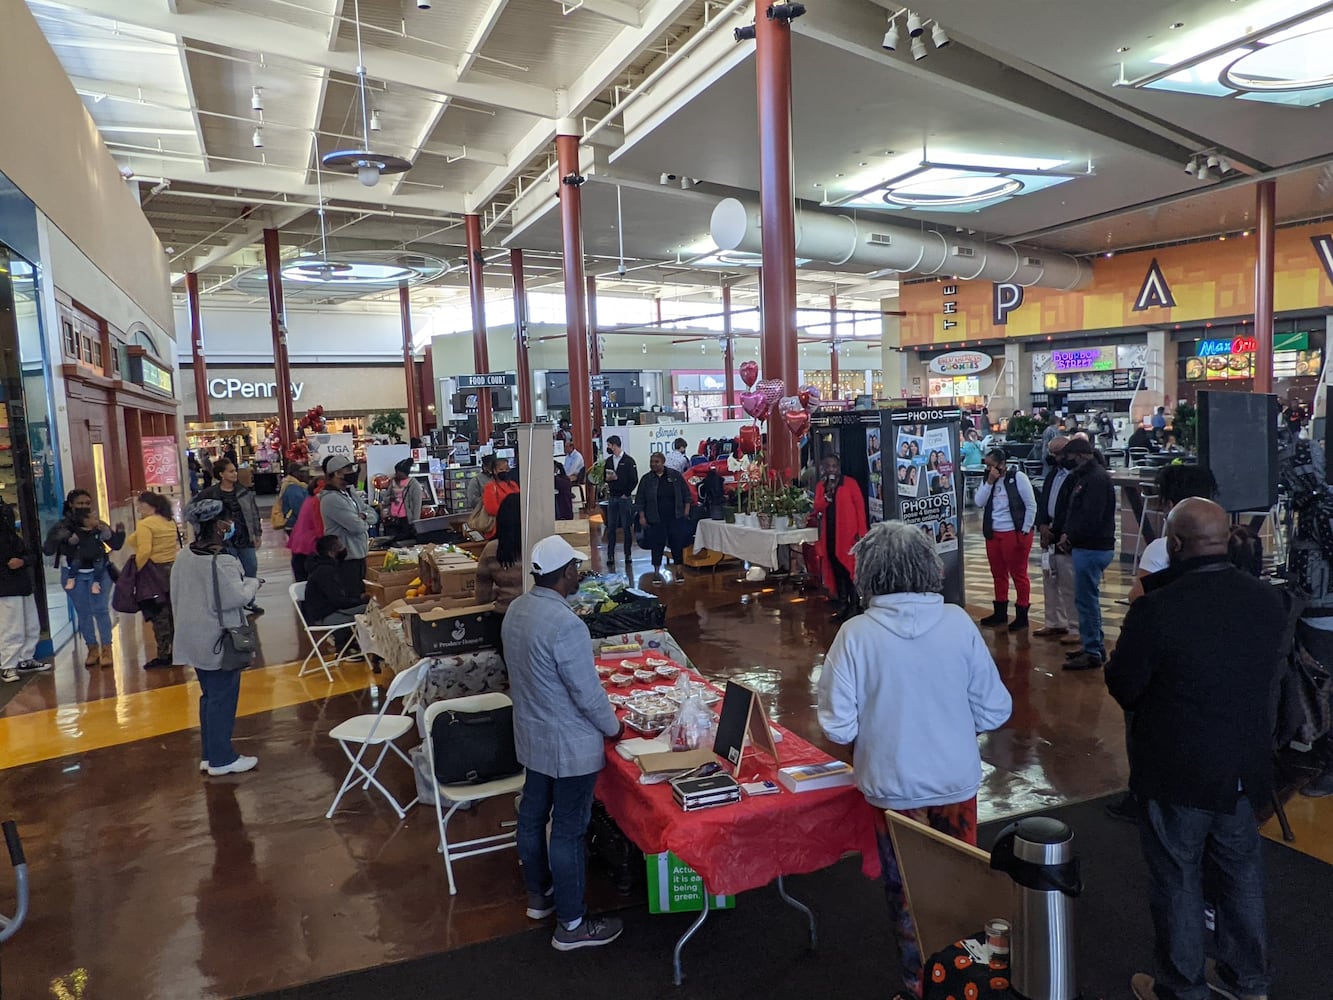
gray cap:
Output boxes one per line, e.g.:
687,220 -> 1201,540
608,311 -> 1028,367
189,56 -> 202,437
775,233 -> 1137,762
325,454 -> 354,475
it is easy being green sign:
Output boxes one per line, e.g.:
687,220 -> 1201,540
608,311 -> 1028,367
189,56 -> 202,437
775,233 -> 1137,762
645,853 -> 735,914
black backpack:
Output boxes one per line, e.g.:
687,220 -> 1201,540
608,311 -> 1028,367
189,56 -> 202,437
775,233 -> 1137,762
430,705 -> 522,785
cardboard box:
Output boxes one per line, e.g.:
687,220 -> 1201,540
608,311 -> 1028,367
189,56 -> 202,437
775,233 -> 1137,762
436,564 -> 477,598
366,565 -> 419,587
403,602 -> 499,656
365,580 -> 412,606
636,747 -> 716,776
365,550 -> 388,570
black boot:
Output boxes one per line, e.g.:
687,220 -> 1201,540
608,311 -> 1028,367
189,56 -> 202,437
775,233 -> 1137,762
979,601 -> 1009,627
1008,605 -> 1030,632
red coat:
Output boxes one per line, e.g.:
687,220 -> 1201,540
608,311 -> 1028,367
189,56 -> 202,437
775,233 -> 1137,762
813,477 -> 867,592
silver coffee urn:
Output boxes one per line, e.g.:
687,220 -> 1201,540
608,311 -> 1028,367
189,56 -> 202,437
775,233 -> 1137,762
989,816 -> 1082,1000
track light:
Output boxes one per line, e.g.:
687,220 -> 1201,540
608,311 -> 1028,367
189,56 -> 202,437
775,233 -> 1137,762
1205,154 -> 1219,170
905,10 -> 923,36
1197,162 -> 1210,181
1216,156 -> 1232,174
252,126 -> 264,148
369,109 -> 382,132
911,35 -> 928,60
930,21 -> 950,47
881,16 -> 900,50
251,86 -> 264,112
1184,156 -> 1199,175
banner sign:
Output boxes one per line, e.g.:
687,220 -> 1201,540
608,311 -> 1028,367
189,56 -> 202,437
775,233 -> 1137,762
306,433 -> 355,470
143,436 -> 179,488
457,373 -> 516,389
884,408 -> 964,606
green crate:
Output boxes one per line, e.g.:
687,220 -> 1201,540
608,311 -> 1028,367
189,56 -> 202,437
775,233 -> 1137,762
645,852 -> 735,914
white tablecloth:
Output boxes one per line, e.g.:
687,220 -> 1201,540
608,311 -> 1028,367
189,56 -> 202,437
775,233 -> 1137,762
694,520 -> 819,569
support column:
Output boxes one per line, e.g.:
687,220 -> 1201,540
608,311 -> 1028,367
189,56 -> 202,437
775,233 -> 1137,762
511,249 -> 534,423
723,283 -> 736,412
262,228 -> 295,458
185,272 -> 211,423
1254,179 -> 1277,395
587,274 -> 602,435
880,297 -> 906,399
420,345 -> 436,432
557,122 -> 593,463
755,5 -> 800,477
465,213 -> 493,443
829,294 -> 840,399
399,283 -> 421,441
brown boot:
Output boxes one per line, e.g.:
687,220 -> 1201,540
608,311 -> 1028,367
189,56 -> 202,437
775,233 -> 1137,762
84,643 -> 100,669
99,644 -> 114,668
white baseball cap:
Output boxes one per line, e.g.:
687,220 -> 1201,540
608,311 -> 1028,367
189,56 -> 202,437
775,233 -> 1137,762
530,535 -> 590,574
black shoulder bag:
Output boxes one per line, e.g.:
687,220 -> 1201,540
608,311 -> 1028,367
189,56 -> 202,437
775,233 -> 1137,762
212,555 -> 258,670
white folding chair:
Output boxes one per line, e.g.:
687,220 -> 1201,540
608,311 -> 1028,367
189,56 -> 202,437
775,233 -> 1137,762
325,661 -> 425,819
424,694 -> 525,895
291,581 -> 359,681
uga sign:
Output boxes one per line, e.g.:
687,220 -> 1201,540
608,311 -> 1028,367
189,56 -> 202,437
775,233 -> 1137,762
928,351 -> 993,376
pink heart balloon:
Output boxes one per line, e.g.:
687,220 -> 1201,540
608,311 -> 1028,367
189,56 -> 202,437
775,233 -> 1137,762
740,390 -> 770,421
755,378 -> 785,409
799,384 -> 822,410
739,360 -> 759,389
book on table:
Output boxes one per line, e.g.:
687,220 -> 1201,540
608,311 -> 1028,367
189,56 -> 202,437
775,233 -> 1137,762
776,760 -> 854,793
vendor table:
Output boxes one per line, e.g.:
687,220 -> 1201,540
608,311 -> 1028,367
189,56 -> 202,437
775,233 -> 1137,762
694,520 -> 819,570
595,658 -> 880,984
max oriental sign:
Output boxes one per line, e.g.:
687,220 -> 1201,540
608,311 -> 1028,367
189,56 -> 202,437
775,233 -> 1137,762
208,378 -> 305,400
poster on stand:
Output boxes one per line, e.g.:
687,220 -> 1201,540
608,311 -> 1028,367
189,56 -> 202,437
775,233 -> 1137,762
884,407 -> 964,606
306,433 -> 355,471
143,436 -> 180,488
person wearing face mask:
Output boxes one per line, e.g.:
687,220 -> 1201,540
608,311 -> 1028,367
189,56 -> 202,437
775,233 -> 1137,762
1055,437 -> 1117,670
634,451 -> 690,579
382,458 -> 424,543
814,454 -> 868,622
303,535 -> 369,646
197,457 -> 263,616
43,489 -> 125,668
319,455 -> 375,589
481,458 -> 521,540
602,436 -> 638,573
1033,437 -> 1077,639
974,449 -> 1037,631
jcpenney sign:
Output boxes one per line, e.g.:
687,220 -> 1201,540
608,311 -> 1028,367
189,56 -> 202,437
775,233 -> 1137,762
928,351 -> 993,376
208,378 -> 305,401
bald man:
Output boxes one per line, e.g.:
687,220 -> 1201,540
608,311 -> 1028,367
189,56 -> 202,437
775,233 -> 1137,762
1106,498 -> 1286,1000
1033,436 -> 1076,638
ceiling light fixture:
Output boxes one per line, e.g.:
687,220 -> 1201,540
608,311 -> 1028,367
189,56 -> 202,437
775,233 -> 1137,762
321,0 -> 412,188
252,126 -> 264,148
911,35 -> 929,60
369,109 -> 382,132
931,22 -> 950,48
251,86 -> 264,112
906,10 -> 923,37
882,14 -> 900,51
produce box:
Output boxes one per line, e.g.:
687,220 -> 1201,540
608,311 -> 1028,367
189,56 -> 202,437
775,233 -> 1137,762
404,602 -> 499,656
435,564 -> 477,598
365,580 -> 412,606
367,565 -> 419,587
365,550 -> 388,570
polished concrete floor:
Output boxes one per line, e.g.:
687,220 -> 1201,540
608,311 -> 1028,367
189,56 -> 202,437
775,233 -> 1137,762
0,511 -> 1329,999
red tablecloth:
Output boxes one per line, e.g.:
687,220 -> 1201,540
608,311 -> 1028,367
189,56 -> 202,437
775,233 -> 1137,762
594,659 -> 881,897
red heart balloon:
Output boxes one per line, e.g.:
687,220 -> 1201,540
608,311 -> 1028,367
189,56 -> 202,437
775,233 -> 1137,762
740,391 -> 770,421
738,424 -> 761,455
755,378 -> 785,410
782,406 -> 810,438
739,360 -> 759,389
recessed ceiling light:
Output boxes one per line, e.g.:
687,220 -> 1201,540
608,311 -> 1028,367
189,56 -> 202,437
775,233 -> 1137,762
813,182 -> 822,187
1116,45 -> 1131,53
835,172 -> 844,177
1169,21 -> 1185,28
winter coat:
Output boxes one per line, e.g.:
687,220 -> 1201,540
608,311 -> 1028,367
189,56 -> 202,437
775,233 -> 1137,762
814,476 -> 867,593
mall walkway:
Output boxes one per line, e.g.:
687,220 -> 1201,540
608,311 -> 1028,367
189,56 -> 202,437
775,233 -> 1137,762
0,514 -> 1327,998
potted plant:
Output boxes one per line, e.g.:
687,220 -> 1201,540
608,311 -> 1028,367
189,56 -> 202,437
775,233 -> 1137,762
1172,401 -> 1198,450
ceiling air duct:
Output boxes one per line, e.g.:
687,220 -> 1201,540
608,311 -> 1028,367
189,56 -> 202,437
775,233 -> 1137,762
709,198 -> 1092,290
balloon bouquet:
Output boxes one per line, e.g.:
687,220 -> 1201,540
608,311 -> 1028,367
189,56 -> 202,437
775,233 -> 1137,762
284,404 -> 327,465
735,358 -> 821,446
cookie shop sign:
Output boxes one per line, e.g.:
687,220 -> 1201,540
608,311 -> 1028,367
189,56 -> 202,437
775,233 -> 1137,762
208,378 -> 305,401
928,351 -> 993,376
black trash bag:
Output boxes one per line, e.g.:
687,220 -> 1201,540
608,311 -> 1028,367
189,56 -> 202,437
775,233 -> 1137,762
582,591 -> 666,638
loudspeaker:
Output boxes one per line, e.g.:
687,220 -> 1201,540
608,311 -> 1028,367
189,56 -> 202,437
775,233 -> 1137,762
1197,391 -> 1279,513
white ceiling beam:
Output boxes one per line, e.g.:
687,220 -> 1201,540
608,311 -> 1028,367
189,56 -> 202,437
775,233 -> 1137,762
176,204 -> 310,280
174,40 -> 210,171
550,0 -> 643,27
112,152 -> 467,214
466,0 -> 699,212
47,0 -> 556,118
457,0 -> 511,79
389,99 -> 453,196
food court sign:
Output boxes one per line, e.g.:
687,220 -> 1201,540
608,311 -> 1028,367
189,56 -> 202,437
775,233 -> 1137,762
927,351 -> 993,376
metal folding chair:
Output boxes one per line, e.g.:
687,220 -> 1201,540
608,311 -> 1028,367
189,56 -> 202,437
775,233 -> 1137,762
325,661 -> 425,819
291,582 -> 359,681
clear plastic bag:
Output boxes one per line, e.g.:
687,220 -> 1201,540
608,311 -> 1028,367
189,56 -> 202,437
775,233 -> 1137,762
667,673 -> 716,751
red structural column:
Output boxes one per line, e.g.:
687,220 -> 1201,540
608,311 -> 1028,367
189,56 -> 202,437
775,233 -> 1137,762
420,346 -> 436,432
1254,179 -> 1277,395
262,228 -> 295,458
185,271 -> 210,423
399,283 -> 421,440
755,6 -> 800,477
829,294 -> 840,399
557,124 -> 593,463
722,283 -> 736,413
587,274 -> 602,436
465,213 -> 493,443
511,249 -> 534,423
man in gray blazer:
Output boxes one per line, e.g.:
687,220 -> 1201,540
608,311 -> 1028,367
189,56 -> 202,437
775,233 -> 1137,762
501,535 -> 624,952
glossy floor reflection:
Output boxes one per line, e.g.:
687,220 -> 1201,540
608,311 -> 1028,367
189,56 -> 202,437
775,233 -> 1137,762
0,511 -> 1325,999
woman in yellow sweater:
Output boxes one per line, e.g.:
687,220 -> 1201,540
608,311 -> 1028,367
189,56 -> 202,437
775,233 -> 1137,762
128,491 -> 180,669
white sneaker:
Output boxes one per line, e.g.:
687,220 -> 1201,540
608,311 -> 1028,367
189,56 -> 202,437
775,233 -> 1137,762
199,760 -> 210,772
207,755 -> 258,776
1,667 -> 18,683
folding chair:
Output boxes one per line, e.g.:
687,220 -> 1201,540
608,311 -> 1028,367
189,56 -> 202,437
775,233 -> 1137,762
291,582 -> 358,681
325,660 -> 425,819
424,694 -> 525,895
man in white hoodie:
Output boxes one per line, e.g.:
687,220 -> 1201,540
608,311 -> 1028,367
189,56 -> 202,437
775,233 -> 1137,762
818,520 -> 1012,999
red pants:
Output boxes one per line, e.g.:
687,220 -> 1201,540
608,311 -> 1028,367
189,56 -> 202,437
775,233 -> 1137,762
985,529 -> 1032,605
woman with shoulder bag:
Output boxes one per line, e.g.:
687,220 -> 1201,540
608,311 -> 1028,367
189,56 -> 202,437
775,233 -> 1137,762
382,458 -> 423,543
171,498 -> 261,776
126,491 -> 180,669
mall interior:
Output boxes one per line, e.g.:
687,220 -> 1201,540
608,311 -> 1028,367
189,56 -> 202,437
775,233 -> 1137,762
1,0 -> 1333,997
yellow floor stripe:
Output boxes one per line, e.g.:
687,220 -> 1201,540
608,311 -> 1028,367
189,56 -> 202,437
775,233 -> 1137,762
0,660 -> 371,769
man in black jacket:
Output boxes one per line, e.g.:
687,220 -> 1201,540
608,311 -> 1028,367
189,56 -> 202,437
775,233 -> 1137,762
1033,436 -> 1076,639
635,452 -> 690,578
602,435 -> 638,572
303,535 -> 368,634
1106,499 -> 1283,1000
1057,437 -> 1117,670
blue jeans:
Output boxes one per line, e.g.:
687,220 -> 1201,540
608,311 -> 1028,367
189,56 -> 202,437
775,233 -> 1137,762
196,668 -> 242,767
229,545 -> 259,580
1071,547 -> 1114,658
70,568 -> 113,646
1140,797 -> 1269,999
516,769 -> 600,925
